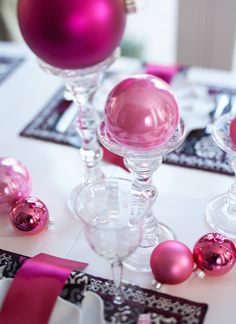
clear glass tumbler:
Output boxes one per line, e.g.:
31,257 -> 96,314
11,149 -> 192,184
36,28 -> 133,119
74,177 -> 149,304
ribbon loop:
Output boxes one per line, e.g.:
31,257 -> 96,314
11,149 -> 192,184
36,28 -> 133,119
0,253 -> 88,324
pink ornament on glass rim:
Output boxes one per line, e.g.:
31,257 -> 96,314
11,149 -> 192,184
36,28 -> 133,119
104,74 -> 180,150
229,116 -> 236,147
18,0 -> 127,69
0,157 -> 32,214
150,240 -> 194,285
193,233 -> 236,276
10,196 -> 49,235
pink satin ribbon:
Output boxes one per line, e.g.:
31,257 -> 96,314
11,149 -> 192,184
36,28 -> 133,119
144,64 -> 180,84
0,253 -> 88,324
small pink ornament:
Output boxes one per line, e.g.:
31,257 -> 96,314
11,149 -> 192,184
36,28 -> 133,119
229,116 -> 236,146
150,240 -> 194,285
193,233 -> 236,276
0,157 -> 32,214
105,74 -> 179,150
10,196 -> 49,235
18,0 -> 126,69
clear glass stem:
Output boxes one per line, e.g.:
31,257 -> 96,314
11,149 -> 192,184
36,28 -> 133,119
37,49 -> 120,187
64,73 -> 104,184
124,156 -> 162,248
111,257 -> 124,305
38,51 -> 120,214
227,157 -> 236,213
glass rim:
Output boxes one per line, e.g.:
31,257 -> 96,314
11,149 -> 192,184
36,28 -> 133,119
74,176 -> 149,229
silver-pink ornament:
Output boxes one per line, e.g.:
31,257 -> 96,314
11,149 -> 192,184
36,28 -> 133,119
104,74 -> 179,150
193,233 -> 236,276
10,196 -> 49,235
0,157 -> 32,213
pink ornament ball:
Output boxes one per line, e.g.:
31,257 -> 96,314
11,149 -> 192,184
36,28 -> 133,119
229,116 -> 236,146
10,196 -> 49,235
105,74 -> 180,150
150,240 -> 194,285
0,157 -> 31,214
193,233 -> 236,276
18,0 -> 126,69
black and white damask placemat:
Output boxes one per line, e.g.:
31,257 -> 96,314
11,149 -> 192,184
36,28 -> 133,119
0,56 -> 24,84
0,249 -> 208,324
20,87 -> 234,176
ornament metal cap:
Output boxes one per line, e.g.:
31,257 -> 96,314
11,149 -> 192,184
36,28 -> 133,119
152,279 -> 162,290
125,0 -> 148,13
125,0 -> 136,13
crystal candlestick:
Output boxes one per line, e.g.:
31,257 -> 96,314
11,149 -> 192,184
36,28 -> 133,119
205,112 -> 236,238
98,74 -> 186,271
39,50 -> 119,214
99,120 -> 185,271
17,0 -> 146,217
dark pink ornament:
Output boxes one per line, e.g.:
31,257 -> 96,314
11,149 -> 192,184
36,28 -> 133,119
105,74 -> 179,150
193,233 -> 236,276
10,196 -> 49,235
229,116 -> 236,146
18,0 -> 126,69
0,157 -> 32,214
150,240 -> 194,285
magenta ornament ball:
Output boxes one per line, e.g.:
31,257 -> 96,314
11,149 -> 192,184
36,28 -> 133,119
10,196 -> 49,235
18,0 -> 126,69
104,74 -> 180,150
193,233 -> 236,276
0,157 -> 32,214
150,240 -> 194,285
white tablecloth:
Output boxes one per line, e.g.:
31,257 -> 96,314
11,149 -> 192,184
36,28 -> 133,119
0,41 -> 235,324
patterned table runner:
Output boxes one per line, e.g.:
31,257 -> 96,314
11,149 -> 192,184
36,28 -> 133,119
0,56 -> 24,84
0,249 -> 208,324
20,87 -> 234,176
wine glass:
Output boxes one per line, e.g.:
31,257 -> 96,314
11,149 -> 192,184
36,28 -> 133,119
74,177 -> 149,304
205,112 -> 236,238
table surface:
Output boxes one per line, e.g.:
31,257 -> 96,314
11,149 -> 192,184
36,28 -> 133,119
0,41 -> 236,324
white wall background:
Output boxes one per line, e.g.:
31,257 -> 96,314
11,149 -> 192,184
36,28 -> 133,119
124,0 -> 236,72
177,0 -> 236,71
123,0 -> 179,64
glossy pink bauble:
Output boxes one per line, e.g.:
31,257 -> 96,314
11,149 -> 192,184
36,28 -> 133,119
105,74 -> 179,150
10,196 -> 49,235
150,240 -> 194,285
18,0 -> 126,69
229,116 -> 236,146
193,233 -> 236,276
0,157 -> 32,214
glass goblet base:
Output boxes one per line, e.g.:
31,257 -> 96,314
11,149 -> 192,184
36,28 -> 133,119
123,222 -> 176,272
67,184 -> 83,218
205,193 -> 236,238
